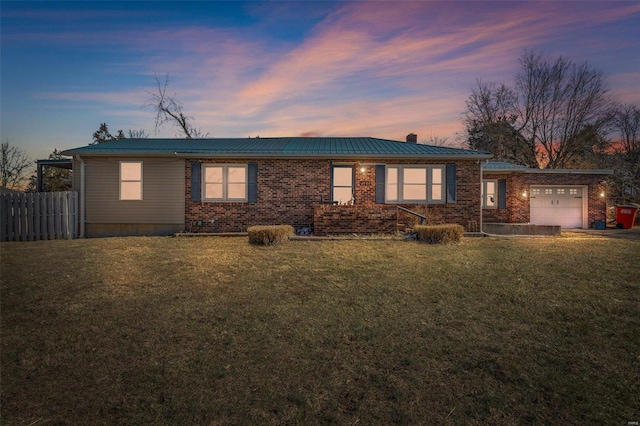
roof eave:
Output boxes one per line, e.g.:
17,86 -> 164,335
524,169 -> 613,175
61,150 -> 493,161
176,153 -> 493,160
483,168 -> 528,174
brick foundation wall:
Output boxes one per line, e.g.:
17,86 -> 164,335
185,158 -> 482,234
313,205 -> 399,235
483,172 -> 608,226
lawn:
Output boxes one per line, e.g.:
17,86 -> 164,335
1,235 -> 639,425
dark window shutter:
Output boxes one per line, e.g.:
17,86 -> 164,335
446,163 -> 457,203
191,162 -> 201,202
498,179 -> 507,209
375,165 -> 386,204
248,163 -> 258,202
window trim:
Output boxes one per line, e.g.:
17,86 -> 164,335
482,179 -> 497,209
119,161 -> 143,201
385,165 -> 445,204
202,164 -> 248,202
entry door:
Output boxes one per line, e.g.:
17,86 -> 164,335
332,166 -> 354,204
530,186 -> 583,228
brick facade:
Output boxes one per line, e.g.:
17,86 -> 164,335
185,158 -> 482,234
482,172 -> 608,227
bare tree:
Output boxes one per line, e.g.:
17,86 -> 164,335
612,104 -> 640,156
128,129 -> 149,139
419,134 -> 466,148
464,80 -> 537,166
463,51 -> 617,169
1,140 -> 32,190
516,51 -> 617,168
607,104 -> 640,203
145,74 -> 208,139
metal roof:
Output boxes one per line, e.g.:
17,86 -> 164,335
62,137 -> 492,159
482,161 -> 612,175
482,161 -> 530,172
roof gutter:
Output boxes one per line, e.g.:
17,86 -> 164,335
524,168 -> 613,175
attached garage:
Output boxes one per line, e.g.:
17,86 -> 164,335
482,162 -> 611,230
529,186 -> 586,228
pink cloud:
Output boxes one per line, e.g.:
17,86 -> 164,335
26,1 -> 638,143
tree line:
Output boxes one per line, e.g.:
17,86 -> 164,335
463,50 -> 638,203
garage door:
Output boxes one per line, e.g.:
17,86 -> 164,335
530,186 -> 583,228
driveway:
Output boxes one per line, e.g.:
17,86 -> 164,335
562,227 -> 640,240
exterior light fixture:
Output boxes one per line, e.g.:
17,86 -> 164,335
360,166 -> 366,173
522,190 -> 528,198
600,191 -> 605,198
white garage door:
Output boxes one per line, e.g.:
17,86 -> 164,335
530,186 -> 584,228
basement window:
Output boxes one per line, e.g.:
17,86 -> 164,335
119,161 -> 143,200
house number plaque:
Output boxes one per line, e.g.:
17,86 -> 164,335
360,181 -> 372,186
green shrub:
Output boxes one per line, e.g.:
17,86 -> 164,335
414,224 -> 464,244
248,225 -> 295,245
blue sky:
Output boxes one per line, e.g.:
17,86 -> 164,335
1,1 -> 639,161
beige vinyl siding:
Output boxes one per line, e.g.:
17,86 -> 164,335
84,157 -> 184,224
72,158 -> 82,192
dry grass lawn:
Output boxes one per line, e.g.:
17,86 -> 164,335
1,234 -> 639,425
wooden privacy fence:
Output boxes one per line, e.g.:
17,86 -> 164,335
1,192 -> 79,241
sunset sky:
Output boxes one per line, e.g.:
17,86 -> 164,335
2,1 -> 639,161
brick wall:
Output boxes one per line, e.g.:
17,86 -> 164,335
313,205 -> 399,235
185,159 -> 329,232
185,158 -> 482,234
483,172 -> 608,226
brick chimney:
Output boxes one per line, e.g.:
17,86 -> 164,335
406,133 -> 417,143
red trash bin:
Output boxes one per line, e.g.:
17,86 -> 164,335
615,205 -> 639,229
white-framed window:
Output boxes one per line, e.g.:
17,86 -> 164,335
385,165 -> 445,203
483,179 -> 497,209
332,166 -> 354,204
203,164 -> 247,202
119,161 -> 143,200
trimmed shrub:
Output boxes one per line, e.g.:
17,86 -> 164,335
248,225 -> 295,245
414,224 -> 464,244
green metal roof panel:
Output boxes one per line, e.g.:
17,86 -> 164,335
482,161 -> 529,170
62,137 -> 492,158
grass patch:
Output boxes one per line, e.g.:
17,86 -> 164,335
1,235 -> 639,424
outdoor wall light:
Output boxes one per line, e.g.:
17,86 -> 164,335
360,166 -> 367,173
522,190 -> 528,198
600,191 -> 605,198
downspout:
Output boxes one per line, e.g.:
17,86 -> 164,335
76,155 -> 85,238
479,161 -> 484,233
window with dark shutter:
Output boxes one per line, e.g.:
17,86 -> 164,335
248,163 -> 258,203
498,179 -> 507,209
446,163 -> 457,203
375,165 -> 385,204
191,162 -> 201,202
